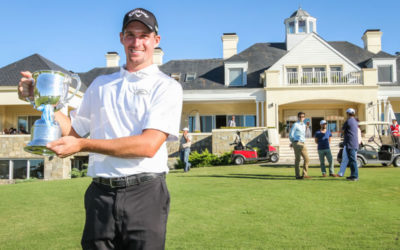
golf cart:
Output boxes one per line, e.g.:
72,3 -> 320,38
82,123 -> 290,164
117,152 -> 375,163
337,121 -> 400,167
231,128 -> 279,165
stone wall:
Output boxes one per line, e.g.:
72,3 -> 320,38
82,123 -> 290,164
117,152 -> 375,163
212,129 -> 274,155
166,133 -> 212,157
0,135 -> 71,180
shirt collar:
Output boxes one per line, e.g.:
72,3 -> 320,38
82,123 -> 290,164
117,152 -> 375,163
120,64 -> 159,79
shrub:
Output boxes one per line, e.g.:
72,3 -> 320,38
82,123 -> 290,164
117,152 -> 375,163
188,149 -> 232,168
71,168 -> 81,178
81,169 -> 88,177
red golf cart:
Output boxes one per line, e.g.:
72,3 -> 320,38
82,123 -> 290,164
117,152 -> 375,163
231,128 -> 279,165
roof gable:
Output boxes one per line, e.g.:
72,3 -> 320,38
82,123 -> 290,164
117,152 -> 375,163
269,33 -> 361,72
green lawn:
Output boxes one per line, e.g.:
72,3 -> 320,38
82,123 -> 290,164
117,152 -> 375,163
0,165 -> 399,249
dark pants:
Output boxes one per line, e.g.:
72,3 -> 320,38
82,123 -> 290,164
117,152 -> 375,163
346,147 -> 358,179
81,176 -> 170,250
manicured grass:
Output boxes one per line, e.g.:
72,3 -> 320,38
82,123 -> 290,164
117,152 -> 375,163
0,165 -> 399,249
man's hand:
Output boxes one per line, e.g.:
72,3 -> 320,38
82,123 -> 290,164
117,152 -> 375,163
18,71 -> 34,101
47,136 -> 83,158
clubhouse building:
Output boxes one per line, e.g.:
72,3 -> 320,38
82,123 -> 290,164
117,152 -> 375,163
0,8 -> 398,182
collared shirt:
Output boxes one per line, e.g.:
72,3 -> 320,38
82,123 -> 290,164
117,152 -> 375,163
289,121 -> 306,143
72,64 -> 183,177
343,117 -> 359,149
229,120 -> 236,127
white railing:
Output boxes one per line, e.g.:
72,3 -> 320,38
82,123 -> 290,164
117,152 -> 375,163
286,71 -> 362,85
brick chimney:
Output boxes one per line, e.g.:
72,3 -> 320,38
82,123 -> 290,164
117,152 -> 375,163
105,52 -> 120,67
221,33 -> 239,59
362,29 -> 382,54
153,47 -> 164,66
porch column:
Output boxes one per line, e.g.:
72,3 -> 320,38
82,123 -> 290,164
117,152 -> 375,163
261,101 -> 265,127
256,101 -> 260,127
195,112 -> 201,132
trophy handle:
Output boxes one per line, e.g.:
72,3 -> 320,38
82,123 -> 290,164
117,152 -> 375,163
65,73 -> 81,102
25,77 -> 35,107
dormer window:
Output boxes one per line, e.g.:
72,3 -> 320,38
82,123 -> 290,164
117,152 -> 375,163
170,73 -> 181,81
224,61 -> 248,86
229,68 -> 243,86
185,72 -> 196,82
378,65 -> 393,83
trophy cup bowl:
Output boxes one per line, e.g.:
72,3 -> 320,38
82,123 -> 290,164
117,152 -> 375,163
24,70 -> 81,156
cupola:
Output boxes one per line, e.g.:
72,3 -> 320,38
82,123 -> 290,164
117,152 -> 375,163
284,7 -> 317,50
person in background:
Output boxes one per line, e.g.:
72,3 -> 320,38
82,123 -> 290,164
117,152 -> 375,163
305,121 -> 312,138
390,118 -> 400,147
338,117 -> 362,177
229,115 -> 236,127
315,120 -> 338,177
179,127 -> 192,172
289,112 -> 311,179
341,108 -> 359,181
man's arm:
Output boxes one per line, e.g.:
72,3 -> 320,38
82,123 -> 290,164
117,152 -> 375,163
47,129 -> 168,158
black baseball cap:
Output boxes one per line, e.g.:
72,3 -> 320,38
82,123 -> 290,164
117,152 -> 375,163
122,8 -> 158,34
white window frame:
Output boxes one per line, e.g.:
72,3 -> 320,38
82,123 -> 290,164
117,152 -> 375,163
224,61 -> 248,86
170,73 -> 181,82
371,58 -> 397,84
185,72 -> 196,82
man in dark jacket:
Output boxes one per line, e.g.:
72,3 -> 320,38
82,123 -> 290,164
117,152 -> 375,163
342,108 -> 359,181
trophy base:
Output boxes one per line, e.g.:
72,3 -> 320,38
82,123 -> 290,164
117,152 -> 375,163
24,145 -> 56,156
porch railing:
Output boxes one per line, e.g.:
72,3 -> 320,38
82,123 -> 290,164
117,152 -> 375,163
286,71 -> 362,85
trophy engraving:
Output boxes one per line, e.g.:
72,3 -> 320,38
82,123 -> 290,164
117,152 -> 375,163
24,70 -> 81,156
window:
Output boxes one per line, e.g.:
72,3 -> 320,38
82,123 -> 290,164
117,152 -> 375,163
170,73 -> 181,82
229,68 -> 243,86
188,116 -> 195,132
302,67 -> 326,84
289,21 -> 295,33
287,68 -> 298,84
0,159 -> 44,180
0,160 -> 9,179
298,21 -> 306,33
327,121 -> 337,132
200,116 -> 213,132
29,160 -> 44,179
245,115 -> 256,127
378,65 -> 393,83
17,116 -> 40,134
309,21 -> 314,32
224,62 -> 248,86
185,72 -> 196,82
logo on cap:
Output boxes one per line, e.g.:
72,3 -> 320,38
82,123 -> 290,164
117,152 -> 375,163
129,9 -> 149,19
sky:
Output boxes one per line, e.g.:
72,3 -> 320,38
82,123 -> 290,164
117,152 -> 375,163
1,0 -> 399,73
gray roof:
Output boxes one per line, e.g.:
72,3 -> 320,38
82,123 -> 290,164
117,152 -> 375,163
160,43 -> 287,89
0,54 -> 71,87
290,8 -> 311,18
77,67 -> 120,91
1,40 -> 398,91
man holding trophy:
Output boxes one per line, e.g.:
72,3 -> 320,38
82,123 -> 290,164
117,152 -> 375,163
18,7 -> 183,250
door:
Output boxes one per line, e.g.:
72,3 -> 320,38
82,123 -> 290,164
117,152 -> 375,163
215,115 -> 227,129
312,117 -> 324,137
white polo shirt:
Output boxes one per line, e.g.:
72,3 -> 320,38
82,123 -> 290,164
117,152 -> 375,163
72,64 -> 183,177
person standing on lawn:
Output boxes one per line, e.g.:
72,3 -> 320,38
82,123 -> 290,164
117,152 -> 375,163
289,112 -> 311,179
179,127 -> 192,172
342,108 -> 359,181
18,7 -> 183,249
315,120 -> 338,177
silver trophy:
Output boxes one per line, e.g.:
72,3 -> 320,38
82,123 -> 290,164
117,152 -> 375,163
24,70 -> 81,156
